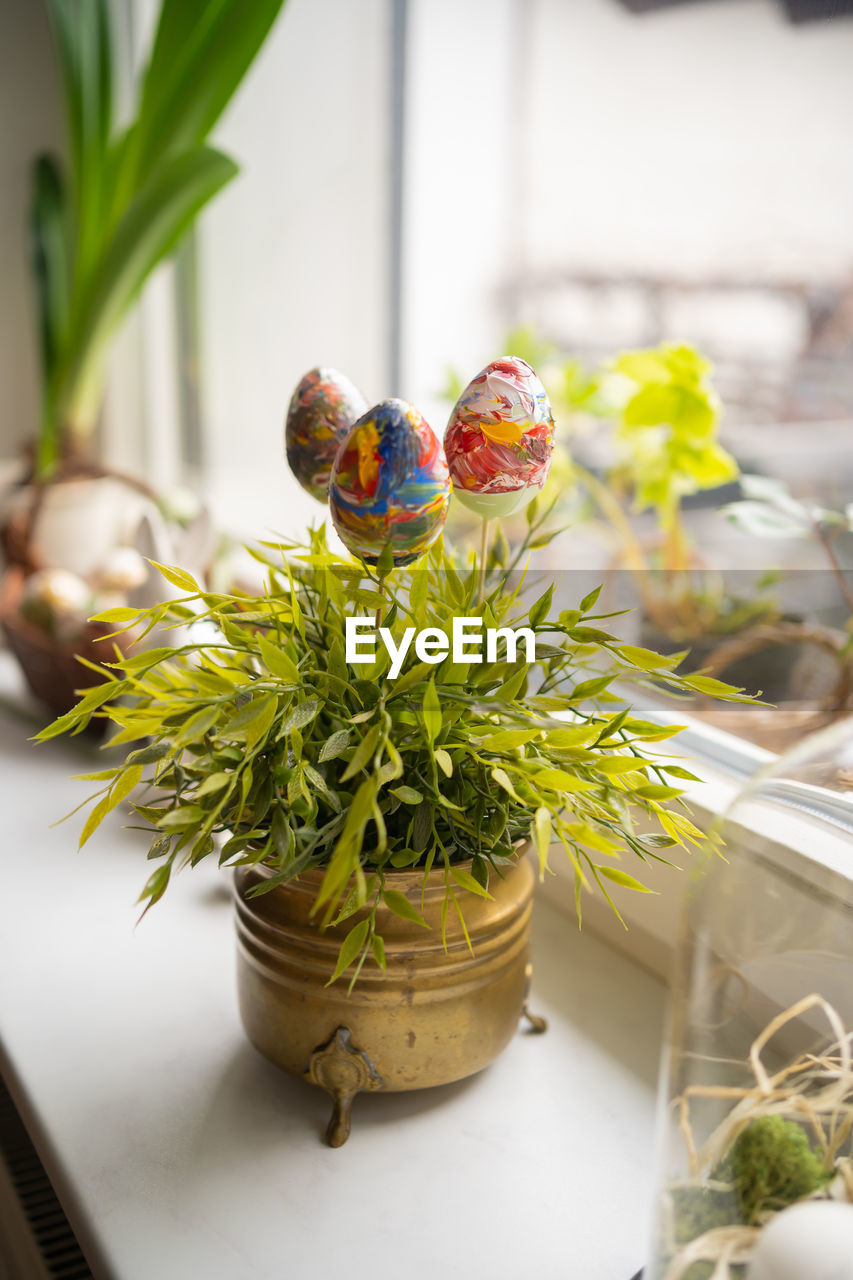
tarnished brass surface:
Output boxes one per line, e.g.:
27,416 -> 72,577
234,851 -> 537,1139
304,1027 -> 382,1146
522,961 -> 549,1034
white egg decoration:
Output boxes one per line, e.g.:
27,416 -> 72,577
748,1200 -> 853,1280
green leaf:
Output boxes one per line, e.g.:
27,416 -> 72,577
138,862 -> 172,909
303,763 -> 341,811
55,148 -> 237,434
533,806 -> 551,874
569,675 -> 614,701
174,704 -> 220,747
148,560 -> 200,593
579,584 -> 603,613
422,679 -> 442,743
635,783 -> 683,801
157,804 -> 205,830
494,667 -> 527,702
434,748 -> 452,778
660,764 -> 701,782
245,694 -> 278,751
390,785 -> 423,804
683,674 -> 747,699
257,634 -> 299,683
597,755 -> 646,776
111,763 -> 144,807
319,729 -> 350,762
132,0 -> 286,183
282,699 -> 321,733
533,768 -> 595,794
224,693 -> 274,739
195,771 -> 233,797
371,932 -> 386,971
29,154 -> 71,393
479,728 -> 541,751
126,741 -> 171,765
340,724 -> 382,783
78,793 -> 113,849
44,0 -> 111,288
78,763 -> 143,847
326,919 -> 369,986
382,889 -> 429,928
490,767 -> 525,803
450,865 -> 492,899
88,605 -> 140,624
544,725 -> 597,749
618,644 -> 675,672
528,585 -> 554,629
596,866 -> 655,893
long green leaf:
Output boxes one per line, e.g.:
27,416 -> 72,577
28,154 -> 71,384
55,146 -> 237,429
130,0 -> 286,183
45,0 -> 112,279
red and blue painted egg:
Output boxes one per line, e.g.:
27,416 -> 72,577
285,367 -> 368,502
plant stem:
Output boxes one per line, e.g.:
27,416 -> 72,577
813,520 -> 853,617
479,518 -> 490,603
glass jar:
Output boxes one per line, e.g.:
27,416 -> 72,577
646,718 -> 853,1280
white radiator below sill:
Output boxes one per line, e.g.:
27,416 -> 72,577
0,1072 -> 92,1280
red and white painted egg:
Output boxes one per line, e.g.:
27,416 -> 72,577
444,356 -> 555,517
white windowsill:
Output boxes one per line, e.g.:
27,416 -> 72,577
0,653 -> 664,1280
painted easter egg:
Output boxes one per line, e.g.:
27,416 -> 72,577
444,356 -> 555,517
285,367 -> 368,502
329,399 -> 451,566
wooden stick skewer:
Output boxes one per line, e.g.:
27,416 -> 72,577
478,518 -> 490,604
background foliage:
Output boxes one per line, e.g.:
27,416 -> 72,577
31,0 -> 285,473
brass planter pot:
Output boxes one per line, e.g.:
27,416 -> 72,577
234,851 -> 544,1146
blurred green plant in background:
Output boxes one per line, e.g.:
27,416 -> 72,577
445,334 -> 778,650
30,0 -> 286,477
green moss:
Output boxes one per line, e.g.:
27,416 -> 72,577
671,1185 -> 740,1244
728,1115 -> 831,1223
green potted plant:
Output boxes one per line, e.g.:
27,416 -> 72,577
703,474 -> 853,751
447,337 -> 776,670
39,369 -> 750,1145
1,0 -> 286,711
574,343 -> 780,663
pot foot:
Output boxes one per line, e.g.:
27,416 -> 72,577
326,1091 -> 356,1148
304,1026 -> 383,1147
521,1004 -> 548,1034
521,962 -> 548,1034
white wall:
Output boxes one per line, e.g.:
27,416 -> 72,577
399,0 -> 853,429
196,0 -> 392,538
525,0 -> 853,281
400,0 -> 520,433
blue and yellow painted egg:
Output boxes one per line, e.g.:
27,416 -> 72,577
329,399 -> 451,566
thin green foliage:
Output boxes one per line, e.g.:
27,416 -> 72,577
38,526 -> 752,982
